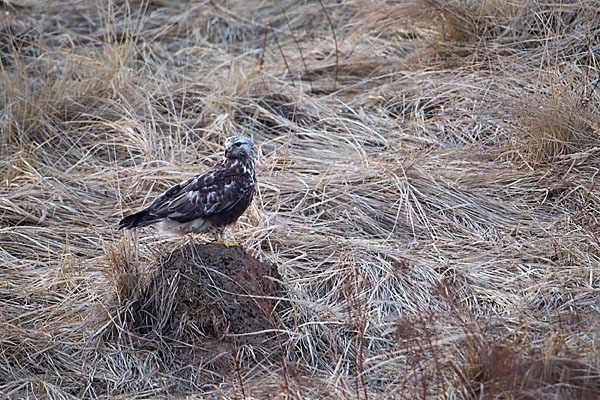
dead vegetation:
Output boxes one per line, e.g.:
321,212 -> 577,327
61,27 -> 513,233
1,0 -> 599,398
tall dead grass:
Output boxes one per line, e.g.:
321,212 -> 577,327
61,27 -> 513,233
1,0 -> 599,398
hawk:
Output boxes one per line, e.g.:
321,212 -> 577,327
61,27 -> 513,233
119,136 -> 256,244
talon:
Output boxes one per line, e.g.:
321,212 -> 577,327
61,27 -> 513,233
215,240 -> 238,248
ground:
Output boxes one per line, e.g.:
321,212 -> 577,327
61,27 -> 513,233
128,243 -> 285,394
0,0 -> 599,399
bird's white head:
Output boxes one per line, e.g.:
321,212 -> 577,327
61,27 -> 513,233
224,136 -> 255,160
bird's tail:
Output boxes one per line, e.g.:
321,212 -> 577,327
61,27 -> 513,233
118,209 -> 160,230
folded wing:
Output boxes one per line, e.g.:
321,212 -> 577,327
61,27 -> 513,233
119,164 -> 255,230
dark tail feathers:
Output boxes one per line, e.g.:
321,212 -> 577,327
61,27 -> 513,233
118,209 -> 159,230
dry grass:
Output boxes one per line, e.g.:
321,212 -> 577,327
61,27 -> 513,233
1,0 -> 600,398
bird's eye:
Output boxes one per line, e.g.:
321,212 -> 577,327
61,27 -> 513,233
234,143 -> 241,147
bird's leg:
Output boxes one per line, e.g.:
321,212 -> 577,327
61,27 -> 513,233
214,228 -> 238,248
214,228 -> 225,245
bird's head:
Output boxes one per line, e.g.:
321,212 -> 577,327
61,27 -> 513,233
224,136 -> 255,159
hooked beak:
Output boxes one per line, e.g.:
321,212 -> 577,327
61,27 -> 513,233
225,147 -> 231,155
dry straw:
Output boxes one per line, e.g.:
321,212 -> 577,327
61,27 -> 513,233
1,0 -> 599,398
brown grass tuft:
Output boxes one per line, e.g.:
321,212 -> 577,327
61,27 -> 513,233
508,71 -> 600,167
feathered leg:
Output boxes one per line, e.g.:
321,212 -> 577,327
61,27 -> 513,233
214,227 -> 237,247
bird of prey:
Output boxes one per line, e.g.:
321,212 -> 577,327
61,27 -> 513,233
119,136 -> 256,245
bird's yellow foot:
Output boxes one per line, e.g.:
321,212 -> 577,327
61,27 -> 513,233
215,240 -> 238,248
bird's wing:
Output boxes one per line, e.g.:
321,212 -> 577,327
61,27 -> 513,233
118,175 -> 196,229
149,166 -> 255,223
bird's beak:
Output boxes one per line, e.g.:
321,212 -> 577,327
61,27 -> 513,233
225,147 -> 231,155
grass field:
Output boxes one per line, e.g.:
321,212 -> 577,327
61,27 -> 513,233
1,0 -> 600,398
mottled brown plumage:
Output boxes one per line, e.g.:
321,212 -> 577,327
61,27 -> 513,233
119,136 -> 256,240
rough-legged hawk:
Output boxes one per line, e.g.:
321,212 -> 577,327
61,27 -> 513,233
119,136 -> 256,243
